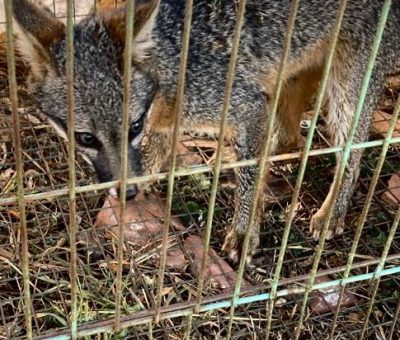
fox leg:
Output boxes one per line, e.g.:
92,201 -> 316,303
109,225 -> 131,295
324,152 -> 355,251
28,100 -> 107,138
221,68 -> 320,263
221,83 -> 269,264
310,47 -> 385,239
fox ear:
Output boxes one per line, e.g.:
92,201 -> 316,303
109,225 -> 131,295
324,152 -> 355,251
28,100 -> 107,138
102,0 -> 160,62
132,0 -> 160,62
11,0 -> 65,84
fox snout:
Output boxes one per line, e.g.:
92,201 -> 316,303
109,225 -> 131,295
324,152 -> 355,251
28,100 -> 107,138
90,145 -> 143,201
109,184 -> 139,201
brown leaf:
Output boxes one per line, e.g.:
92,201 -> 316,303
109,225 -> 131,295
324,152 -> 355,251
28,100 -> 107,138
177,142 -> 204,167
8,210 -> 20,220
371,110 -> 400,138
265,175 -> 293,202
161,286 -> 174,296
179,137 -> 237,166
382,174 -> 400,205
185,235 -> 250,292
166,247 -> 187,270
94,190 -> 250,293
94,194 -> 186,246
348,312 -> 365,323
310,275 -> 357,314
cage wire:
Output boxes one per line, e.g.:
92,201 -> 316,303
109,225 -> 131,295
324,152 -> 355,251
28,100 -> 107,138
0,0 -> 400,339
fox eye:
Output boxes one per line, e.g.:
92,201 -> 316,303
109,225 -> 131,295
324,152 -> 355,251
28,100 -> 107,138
129,118 -> 144,140
75,132 -> 97,147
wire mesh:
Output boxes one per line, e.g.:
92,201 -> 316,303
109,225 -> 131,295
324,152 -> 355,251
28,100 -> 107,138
0,0 -> 400,339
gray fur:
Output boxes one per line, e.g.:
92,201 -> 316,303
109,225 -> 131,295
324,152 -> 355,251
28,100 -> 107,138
12,0 -> 400,263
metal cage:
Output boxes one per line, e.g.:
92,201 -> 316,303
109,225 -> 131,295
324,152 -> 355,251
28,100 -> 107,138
0,0 -> 400,339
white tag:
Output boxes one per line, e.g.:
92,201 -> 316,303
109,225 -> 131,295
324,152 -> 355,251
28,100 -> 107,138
300,120 -> 311,129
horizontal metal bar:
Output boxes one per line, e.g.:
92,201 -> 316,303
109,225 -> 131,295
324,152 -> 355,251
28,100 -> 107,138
1,136 -> 399,206
34,264 -> 400,339
2,252 -> 398,308
202,266 -> 400,312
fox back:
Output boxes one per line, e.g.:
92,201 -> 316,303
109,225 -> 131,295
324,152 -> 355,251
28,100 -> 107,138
9,0 -> 400,182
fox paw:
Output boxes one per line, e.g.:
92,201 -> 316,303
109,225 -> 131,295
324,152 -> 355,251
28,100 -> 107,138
221,229 -> 259,265
310,210 -> 345,241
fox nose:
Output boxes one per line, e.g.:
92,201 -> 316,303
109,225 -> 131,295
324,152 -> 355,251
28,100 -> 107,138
117,184 -> 139,201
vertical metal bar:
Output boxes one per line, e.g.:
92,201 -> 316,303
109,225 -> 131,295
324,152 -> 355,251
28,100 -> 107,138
264,2 -> 348,339
195,0 -> 247,310
226,1 -> 301,338
65,0 -> 78,338
329,96 -> 400,339
3,0 -> 33,338
294,2 -> 392,338
155,0 -> 193,323
184,312 -> 193,340
148,320 -> 154,340
360,205 -> 400,339
115,0 -> 135,331
388,298 -> 400,340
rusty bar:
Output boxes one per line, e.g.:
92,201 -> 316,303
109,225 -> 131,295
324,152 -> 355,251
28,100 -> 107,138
65,0 -> 78,337
4,0 -> 33,338
329,96 -> 400,339
155,0 -> 193,323
114,0 -> 135,331
294,2 -> 393,338
265,2 -> 348,339
0,137 -> 399,206
226,0 -> 301,338
195,0 -> 247,311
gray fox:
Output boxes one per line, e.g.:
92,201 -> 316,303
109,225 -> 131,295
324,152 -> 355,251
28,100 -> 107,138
6,0 -> 400,263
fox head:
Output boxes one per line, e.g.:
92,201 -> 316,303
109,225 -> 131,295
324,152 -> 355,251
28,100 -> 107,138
10,0 -> 161,199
